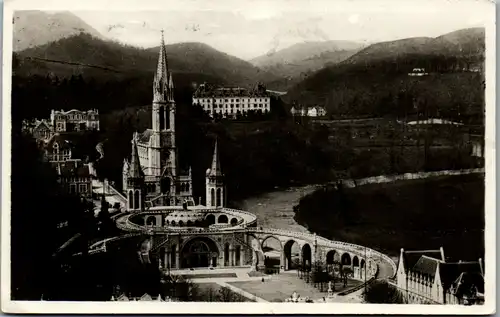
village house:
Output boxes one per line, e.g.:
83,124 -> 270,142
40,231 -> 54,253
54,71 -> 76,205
290,105 -> 327,117
51,109 -> 100,132
53,159 -> 92,198
395,248 -> 484,305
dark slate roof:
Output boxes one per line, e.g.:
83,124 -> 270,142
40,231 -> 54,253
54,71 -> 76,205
403,250 -> 443,271
453,272 -> 485,295
439,261 -> 484,292
128,139 -> 144,179
412,255 -> 440,277
33,120 -> 51,131
193,85 -> 269,98
208,139 -> 223,177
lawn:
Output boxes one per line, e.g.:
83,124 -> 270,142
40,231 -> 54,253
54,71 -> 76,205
228,273 -> 362,302
193,282 -> 254,302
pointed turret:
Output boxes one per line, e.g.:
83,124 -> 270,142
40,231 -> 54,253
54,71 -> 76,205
129,137 -> 143,179
205,138 -> 225,207
208,138 -> 223,177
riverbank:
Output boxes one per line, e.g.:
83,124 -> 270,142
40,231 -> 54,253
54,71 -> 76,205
235,169 -> 484,265
294,173 -> 484,260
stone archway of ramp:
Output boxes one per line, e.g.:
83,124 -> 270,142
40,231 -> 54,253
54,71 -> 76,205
216,282 -> 269,303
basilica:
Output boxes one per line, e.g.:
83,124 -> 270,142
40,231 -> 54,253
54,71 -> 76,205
122,32 -> 224,210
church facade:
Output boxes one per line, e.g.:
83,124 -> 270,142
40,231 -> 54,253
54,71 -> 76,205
122,33 -> 224,210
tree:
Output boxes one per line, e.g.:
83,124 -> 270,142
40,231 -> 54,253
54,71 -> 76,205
217,287 -> 245,302
363,280 -> 405,304
11,132 -> 91,300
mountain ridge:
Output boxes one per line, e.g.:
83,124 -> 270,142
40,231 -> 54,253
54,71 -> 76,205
13,10 -> 104,51
14,33 -> 279,89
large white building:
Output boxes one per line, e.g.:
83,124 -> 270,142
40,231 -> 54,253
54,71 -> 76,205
51,109 -> 100,132
395,248 -> 484,305
193,83 -> 271,118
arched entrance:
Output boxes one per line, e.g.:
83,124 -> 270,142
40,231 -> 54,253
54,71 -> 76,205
261,236 -> 282,268
302,244 -> 312,269
341,253 -> 351,266
284,240 -> 300,270
326,250 -> 336,264
180,237 -> 219,268
230,217 -> 238,225
218,214 -> 228,223
206,214 -> 216,225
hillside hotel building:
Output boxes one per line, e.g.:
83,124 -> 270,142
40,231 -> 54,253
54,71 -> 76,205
193,83 -> 271,118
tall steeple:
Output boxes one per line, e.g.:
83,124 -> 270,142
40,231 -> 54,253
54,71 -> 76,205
153,29 -> 169,103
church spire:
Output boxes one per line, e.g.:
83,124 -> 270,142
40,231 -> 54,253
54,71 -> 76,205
129,136 -> 143,179
209,138 -> 223,177
153,30 -> 169,102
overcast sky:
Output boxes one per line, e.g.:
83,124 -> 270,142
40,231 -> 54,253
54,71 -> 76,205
70,0 -> 491,60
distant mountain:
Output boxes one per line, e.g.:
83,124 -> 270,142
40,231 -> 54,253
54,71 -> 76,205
343,28 -> 485,65
13,10 -> 104,51
14,33 -> 279,88
249,41 -> 364,90
250,41 -> 364,68
285,28 -> 485,123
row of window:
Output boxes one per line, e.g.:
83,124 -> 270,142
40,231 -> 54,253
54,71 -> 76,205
62,176 -> 89,183
202,103 -> 268,109
196,98 -> 268,103
205,109 -> 268,115
69,183 -> 88,194
55,115 -> 98,121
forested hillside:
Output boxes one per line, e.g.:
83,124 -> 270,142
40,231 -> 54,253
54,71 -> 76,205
286,28 -> 485,124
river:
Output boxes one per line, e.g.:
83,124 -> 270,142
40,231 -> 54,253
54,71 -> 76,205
235,185 -> 320,233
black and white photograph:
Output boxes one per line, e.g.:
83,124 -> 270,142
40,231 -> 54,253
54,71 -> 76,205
1,0 -> 495,314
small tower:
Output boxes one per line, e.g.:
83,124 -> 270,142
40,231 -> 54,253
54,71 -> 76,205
127,136 -> 145,212
205,139 -> 225,207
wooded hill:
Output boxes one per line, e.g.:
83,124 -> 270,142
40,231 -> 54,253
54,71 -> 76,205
285,28 -> 485,124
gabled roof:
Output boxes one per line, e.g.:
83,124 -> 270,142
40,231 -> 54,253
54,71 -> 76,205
412,255 -> 441,277
439,261 -> 484,292
33,120 -> 51,131
401,249 -> 444,272
46,133 -> 74,150
117,294 -> 129,301
140,293 -> 153,301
